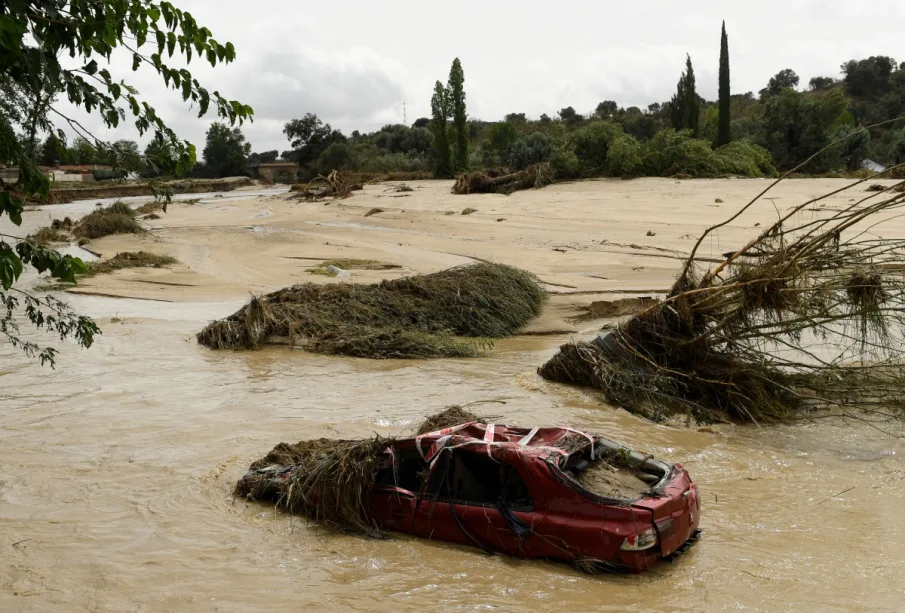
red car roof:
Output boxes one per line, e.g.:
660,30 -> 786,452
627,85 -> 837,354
412,422 -> 595,464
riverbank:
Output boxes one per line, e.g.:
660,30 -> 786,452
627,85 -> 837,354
33,176 -> 254,204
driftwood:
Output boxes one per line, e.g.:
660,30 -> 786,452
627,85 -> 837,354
452,163 -> 554,195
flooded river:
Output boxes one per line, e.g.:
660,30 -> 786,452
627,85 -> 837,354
1,182 -> 904,612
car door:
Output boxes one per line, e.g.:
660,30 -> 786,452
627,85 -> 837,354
412,446 -> 545,558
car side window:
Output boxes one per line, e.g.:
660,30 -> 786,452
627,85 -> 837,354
426,450 -> 533,511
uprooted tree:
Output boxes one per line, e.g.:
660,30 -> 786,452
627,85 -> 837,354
0,1 -> 252,365
540,130 -> 905,424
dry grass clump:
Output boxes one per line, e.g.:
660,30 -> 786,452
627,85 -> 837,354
319,259 -> 400,271
235,436 -> 390,535
453,162 -> 554,195
540,166 -> 905,424
198,262 -> 545,358
233,406 -> 492,535
72,202 -> 144,239
134,201 -> 164,215
85,251 -> 178,276
461,207 -> 477,216
309,259 -> 402,276
30,226 -> 70,245
414,405 -> 486,434
364,207 -> 384,217
30,217 -> 74,245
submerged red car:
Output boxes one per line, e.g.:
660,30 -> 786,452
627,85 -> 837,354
240,420 -> 701,572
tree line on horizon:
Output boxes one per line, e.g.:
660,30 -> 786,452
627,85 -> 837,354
6,23 -> 905,183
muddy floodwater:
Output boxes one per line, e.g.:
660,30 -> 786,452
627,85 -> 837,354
1,179 -> 904,612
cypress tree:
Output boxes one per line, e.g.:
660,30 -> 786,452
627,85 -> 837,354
717,21 -> 731,147
448,58 -> 469,172
430,80 -> 452,178
684,54 -> 700,137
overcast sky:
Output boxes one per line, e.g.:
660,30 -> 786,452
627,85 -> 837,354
60,0 -> 905,154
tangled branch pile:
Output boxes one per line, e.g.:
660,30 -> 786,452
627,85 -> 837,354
234,406 -> 486,535
294,170 -> 359,200
540,174 -> 905,424
198,263 -> 545,358
453,162 -> 554,195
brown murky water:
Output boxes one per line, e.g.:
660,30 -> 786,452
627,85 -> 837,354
2,187 -> 904,612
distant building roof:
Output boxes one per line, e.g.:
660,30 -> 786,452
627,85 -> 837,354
41,164 -> 113,173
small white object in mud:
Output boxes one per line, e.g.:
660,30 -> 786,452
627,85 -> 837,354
325,265 -> 351,278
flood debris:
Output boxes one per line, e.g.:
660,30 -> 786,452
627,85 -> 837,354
452,162 -> 554,195
85,251 -> 178,276
197,262 -> 545,358
234,407 -> 700,573
294,170 -> 355,201
308,258 -> 402,277
540,171 -> 905,424
73,202 -> 145,240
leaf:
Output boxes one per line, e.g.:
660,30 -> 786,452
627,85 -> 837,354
132,53 -> 141,71
0,191 -> 23,226
167,31 -> 176,57
0,245 -> 23,291
84,59 -> 98,75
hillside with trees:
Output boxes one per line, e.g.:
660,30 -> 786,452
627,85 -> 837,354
6,22 -> 904,183
269,37 -> 904,183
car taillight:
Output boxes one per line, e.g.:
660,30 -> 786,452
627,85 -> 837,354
619,527 -> 659,551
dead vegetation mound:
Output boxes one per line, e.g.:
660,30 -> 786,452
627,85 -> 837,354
236,436 -> 390,535
30,225 -> 70,245
233,406 -> 490,536
540,169 -> 905,424
308,259 -> 401,276
452,163 -> 554,195
197,262 -> 545,358
414,405 -> 487,435
134,201 -> 164,215
72,202 -> 144,239
86,251 -> 178,276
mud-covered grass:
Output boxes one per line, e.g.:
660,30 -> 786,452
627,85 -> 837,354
134,201 -> 164,215
198,262 -> 546,358
234,405 -> 490,536
308,259 -> 402,276
85,251 -> 178,276
72,202 -> 145,240
30,226 -> 70,245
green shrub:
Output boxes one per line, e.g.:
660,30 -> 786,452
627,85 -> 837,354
889,128 -> 905,164
606,134 -> 643,177
508,132 -> 553,170
714,140 -> 777,177
549,147 -> 580,179
570,121 -> 624,174
641,129 -> 721,177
